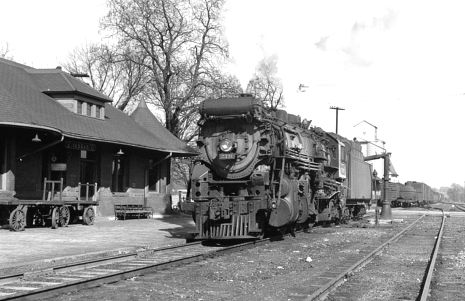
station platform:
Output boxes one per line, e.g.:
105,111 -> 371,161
0,214 -> 195,276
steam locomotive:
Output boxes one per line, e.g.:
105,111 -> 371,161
183,95 -> 373,240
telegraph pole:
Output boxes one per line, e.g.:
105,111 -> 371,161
330,106 -> 345,134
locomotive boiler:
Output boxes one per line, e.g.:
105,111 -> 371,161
184,95 -> 372,240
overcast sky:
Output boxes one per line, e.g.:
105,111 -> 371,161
1,0 -> 464,188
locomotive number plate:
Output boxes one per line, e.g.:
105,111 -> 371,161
219,153 -> 235,160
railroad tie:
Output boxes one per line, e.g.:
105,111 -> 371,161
44,276 -> 82,282
17,281 -> 61,286
1,285 -> 39,291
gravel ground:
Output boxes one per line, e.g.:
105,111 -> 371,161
430,216 -> 465,300
326,215 -> 441,301
44,217 -> 417,301
325,212 -> 465,301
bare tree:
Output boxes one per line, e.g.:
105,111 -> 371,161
447,183 -> 465,202
246,54 -> 284,110
103,0 -> 232,140
203,68 -> 242,99
0,42 -> 12,59
64,44 -> 120,99
171,157 -> 192,188
113,49 -> 148,111
63,44 -> 147,112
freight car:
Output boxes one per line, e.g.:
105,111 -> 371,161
405,181 -> 441,206
380,181 -> 441,208
383,182 -> 418,208
182,95 -> 372,240
398,183 -> 419,207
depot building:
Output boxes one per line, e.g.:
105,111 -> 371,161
0,58 -> 195,217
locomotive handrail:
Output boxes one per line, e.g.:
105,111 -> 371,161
208,179 -> 248,184
203,114 -> 254,120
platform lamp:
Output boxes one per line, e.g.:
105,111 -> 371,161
116,148 -> 124,155
32,133 -> 42,143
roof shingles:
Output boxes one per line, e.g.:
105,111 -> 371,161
0,58 -> 194,156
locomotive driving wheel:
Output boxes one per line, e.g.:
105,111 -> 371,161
9,208 -> 26,231
82,207 -> 95,225
59,206 -> 70,227
51,207 -> 60,229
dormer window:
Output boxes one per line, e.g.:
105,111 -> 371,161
27,68 -> 111,120
56,99 -> 105,119
77,101 -> 82,114
91,104 -> 96,117
86,103 -> 92,116
100,106 -> 105,119
81,102 -> 87,115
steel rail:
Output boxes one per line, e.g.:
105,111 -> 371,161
439,201 -> 465,211
0,234 -> 283,300
305,214 -> 427,301
0,242 -> 205,300
419,209 -> 446,301
0,241 -> 202,283
454,204 -> 465,212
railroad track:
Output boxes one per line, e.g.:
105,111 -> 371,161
0,238 -> 275,300
454,203 -> 465,212
304,210 -> 446,301
418,209 -> 445,300
428,213 -> 465,299
438,201 -> 465,212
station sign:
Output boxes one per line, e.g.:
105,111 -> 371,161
51,163 -> 67,171
64,141 -> 96,152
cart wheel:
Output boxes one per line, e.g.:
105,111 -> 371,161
59,206 -> 70,227
51,207 -> 60,229
83,207 -> 95,225
9,208 -> 26,231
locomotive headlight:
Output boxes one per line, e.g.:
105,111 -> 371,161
219,138 -> 233,152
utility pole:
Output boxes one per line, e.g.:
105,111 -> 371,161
330,106 -> 345,135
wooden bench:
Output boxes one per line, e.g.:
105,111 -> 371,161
114,204 -> 153,220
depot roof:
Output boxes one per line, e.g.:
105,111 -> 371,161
0,57 -> 196,156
